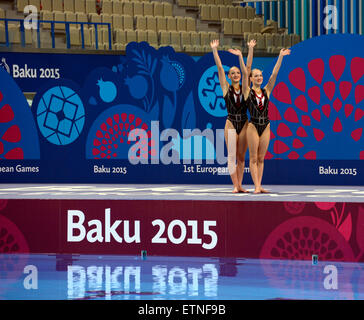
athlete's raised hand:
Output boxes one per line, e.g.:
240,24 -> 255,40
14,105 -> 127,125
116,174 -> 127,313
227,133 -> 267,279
228,48 -> 242,56
280,48 -> 291,56
248,39 -> 256,49
210,39 -> 219,50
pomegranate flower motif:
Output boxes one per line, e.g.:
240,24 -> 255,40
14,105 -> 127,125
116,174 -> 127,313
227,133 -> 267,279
0,89 -> 22,159
260,216 -> 355,262
124,75 -> 148,100
126,45 -> 158,113
0,215 -> 30,288
91,112 -> 155,160
0,94 -> 26,159
97,78 -> 117,103
314,203 -> 364,262
0,215 -> 29,254
159,54 -> 186,129
160,55 -> 185,92
265,35 -> 364,160
283,202 -> 306,215
0,67 -> 40,159
86,104 -> 159,160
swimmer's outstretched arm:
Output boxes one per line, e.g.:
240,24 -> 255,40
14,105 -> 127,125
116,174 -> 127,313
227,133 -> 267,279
246,39 -> 256,80
228,48 -> 249,98
210,39 -> 229,97
265,48 -> 291,98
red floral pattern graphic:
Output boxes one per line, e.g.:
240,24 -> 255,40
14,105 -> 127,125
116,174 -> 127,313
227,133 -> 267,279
91,112 -> 155,159
0,91 -> 24,159
0,214 -> 30,296
0,200 -> 7,211
283,202 -> 306,215
267,53 -> 364,160
0,214 -> 29,254
259,216 -> 355,262
314,202 -> 364,261
260,201 -> 364,263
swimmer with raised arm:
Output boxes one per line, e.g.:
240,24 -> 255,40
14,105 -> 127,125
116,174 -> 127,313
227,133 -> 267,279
230,46 -> 291,193
210,39 -> 255,193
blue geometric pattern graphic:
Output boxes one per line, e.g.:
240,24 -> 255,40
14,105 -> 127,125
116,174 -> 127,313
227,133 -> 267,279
198,65 -> 231,117
36,86 -> 85,145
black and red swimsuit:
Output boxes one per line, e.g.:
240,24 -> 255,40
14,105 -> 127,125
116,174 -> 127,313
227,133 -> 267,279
224,85 -> 248,135
247,88 -> 270,136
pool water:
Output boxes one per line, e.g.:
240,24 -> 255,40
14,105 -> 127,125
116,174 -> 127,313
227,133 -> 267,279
1,254 -> 363,300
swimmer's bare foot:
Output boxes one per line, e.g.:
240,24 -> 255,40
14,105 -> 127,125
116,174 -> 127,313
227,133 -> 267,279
253,188 -> 261,194
260,187 -> 269,193
232,187 -> 240,193
238,187 -> 250,193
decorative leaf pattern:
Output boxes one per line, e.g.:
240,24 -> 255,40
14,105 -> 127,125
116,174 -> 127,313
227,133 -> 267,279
338,212 -> 352,242
162,94 -> 175,129
181,92 -> 196,130
356,206 -> 364,253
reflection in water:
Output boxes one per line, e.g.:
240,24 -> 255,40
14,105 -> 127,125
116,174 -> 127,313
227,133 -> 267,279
67,262 -> 218,300
56,254 -> 78,271
218,258 -> 240,277
68,266 -> 142,300
259,259 -> 357,300
1,254 -> 364,300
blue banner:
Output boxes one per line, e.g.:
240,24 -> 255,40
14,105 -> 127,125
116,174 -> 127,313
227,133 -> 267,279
0,34 -> 363,185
